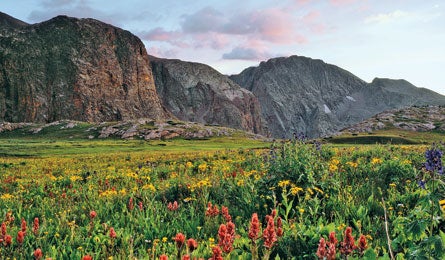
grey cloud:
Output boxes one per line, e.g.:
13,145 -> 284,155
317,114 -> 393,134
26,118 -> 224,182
181,6 -> 225,33
222,47 -> 272,60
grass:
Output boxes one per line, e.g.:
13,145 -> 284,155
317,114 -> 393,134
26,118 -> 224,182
0,136 -> 269,158
327,128 -> 445,145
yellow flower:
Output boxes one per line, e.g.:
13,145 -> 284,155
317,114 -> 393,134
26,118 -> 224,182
389,183 -> 396,188
278,180 -> 291,188
198,163 -> 207,172
237,179 -> 245,186
307,188 -> 314,195
337,223 -> 346,231
329,164 -> 338,172
142,184 -> 156,192
290,186 -> 303,195
439,199 -> 445,206
371,158 -> 382,165
330,158 -> 340,166
299,208 -> 305,214
402,159 -> 412,165
162,237 -> 168,243
346,161 -> 358,168
0,193 -> 14,200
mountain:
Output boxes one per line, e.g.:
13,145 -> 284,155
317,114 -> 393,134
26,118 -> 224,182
150,56 -> 264,134
230,55 -> 445,138
0,13 -> 170,123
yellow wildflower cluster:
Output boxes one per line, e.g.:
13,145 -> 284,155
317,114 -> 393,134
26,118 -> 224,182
346,161 -> 358,168
99,189 -> 118,198
329,158 -> 340,172
69,175 -> 82,182
198,163 -> 207,172
278,180 -> 291,188
0,193 -> 14,200
290,186 -> 303,195
188,177 -> 211,192
371,158 -> 382,165
142,183 -> 156,192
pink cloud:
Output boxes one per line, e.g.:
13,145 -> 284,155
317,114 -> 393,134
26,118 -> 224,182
139,28 -> 189,48
301,11 -> 327,33
146,46 -> 178,59
179,6 -> 309,45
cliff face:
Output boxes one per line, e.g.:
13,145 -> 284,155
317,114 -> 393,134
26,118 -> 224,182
230,55 -> 367,138
231,55 -> 445,138
0,13 -> 170,123
150,56 -> 264,134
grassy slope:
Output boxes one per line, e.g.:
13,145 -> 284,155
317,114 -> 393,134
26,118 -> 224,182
1,121 -> 444,158
0,136 -> 269,158
326,127 -> 445,145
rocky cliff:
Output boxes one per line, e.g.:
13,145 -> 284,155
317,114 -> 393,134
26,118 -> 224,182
231,55 -> 445,138
0,12 -> 170,123
150,56 -> 264,134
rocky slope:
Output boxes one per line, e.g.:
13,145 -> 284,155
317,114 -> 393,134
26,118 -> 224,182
230,55 -> 445,138
341,105 -> 445,134
0,119 -> 264,140
150,56 -> 264,134
0,12 -> 170,123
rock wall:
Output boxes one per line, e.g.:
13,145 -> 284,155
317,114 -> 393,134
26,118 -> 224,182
150,56 -> 264,134
0,13 -> 170,123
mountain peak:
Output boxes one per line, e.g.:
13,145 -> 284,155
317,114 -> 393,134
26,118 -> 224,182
0,12 -> 29,28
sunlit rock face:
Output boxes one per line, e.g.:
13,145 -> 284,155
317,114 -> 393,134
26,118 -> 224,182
0,13 -> 170,123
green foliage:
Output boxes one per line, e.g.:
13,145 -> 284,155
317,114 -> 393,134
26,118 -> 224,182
0,137 -> 444,258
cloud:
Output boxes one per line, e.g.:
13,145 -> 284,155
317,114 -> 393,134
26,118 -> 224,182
28,0 -> 125,24
222,46 -> 273,60
139,27 -> 189,48
329,0 -> 358,6
181,7 -> 225,33
28,0 -> 156,26
180,6 -> 311,45
146,46 -> 179,58
41,0 -> 74,8
301,11 -> 326,33
365,10 -> 409,24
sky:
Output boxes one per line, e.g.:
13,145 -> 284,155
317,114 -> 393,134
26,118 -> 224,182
1,0 -> 444,95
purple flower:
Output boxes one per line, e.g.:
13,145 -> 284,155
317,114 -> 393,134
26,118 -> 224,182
424,147 -> 443,175
418,180 -> 426,189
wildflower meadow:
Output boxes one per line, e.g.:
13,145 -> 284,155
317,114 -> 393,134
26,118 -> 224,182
0,138 -> 444,259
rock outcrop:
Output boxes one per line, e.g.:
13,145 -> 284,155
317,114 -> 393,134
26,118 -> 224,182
150,56 -> 264,134
0,12 -> 170,123
341,105 -> 445,133
231,55 -> 445,138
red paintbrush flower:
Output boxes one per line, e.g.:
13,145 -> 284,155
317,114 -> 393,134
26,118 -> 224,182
248,213 -> 260,241
174,232 -> 186,250
187,238 -> 198,252
17,230 -> 25,244
316,237 -> 327,259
